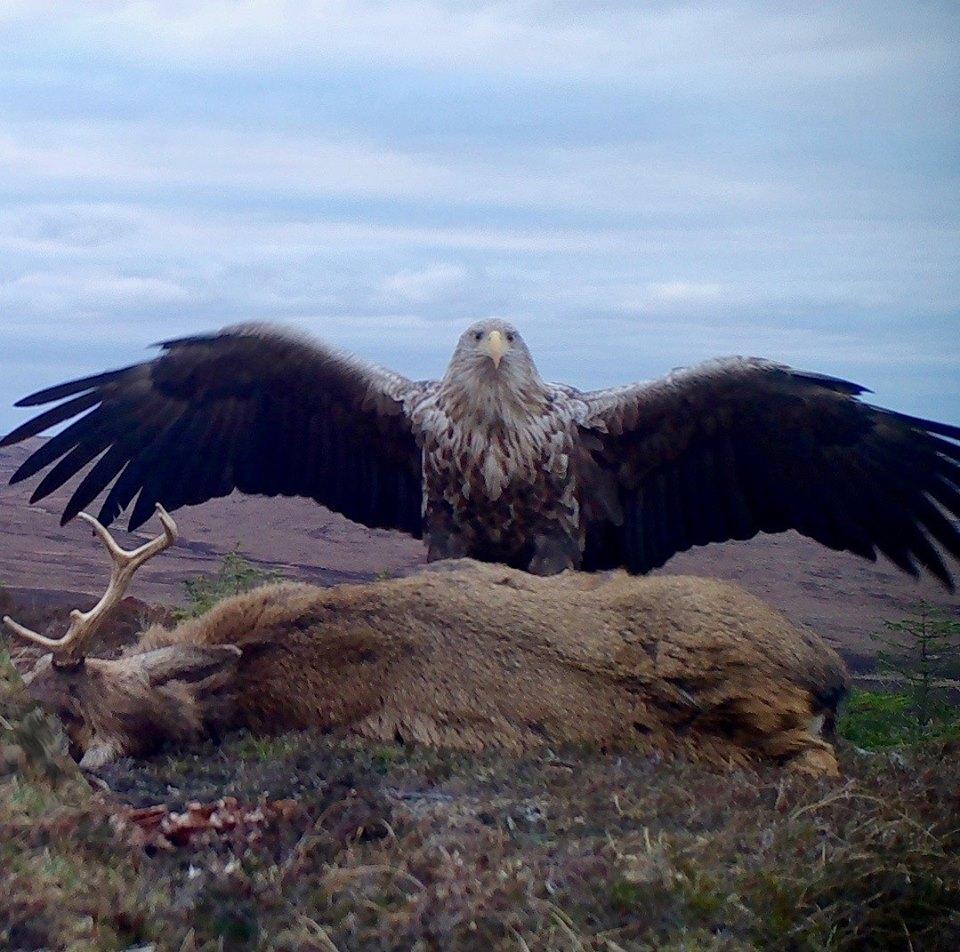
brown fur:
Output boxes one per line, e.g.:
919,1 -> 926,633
23,560 -> 848,774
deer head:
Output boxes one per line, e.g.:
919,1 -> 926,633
5,505 -> 240,769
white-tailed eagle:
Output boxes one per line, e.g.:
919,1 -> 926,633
3,320 -> 959,585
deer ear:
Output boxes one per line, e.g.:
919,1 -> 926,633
138,645 -> 242,687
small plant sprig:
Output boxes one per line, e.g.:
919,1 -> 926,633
175,548 -> 279,621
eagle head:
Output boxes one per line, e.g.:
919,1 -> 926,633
443,319 -> 548,424
449,319 -> 539,380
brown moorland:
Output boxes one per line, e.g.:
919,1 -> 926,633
2,438 -> 955,671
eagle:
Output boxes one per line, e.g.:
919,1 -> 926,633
2,319 -> 959,586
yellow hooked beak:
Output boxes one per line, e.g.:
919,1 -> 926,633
481,329 -> 509,368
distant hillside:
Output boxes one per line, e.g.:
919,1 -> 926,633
1,438 -> 955,670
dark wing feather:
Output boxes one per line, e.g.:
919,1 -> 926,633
577,357 -> 960,589
1,323 -> 428,534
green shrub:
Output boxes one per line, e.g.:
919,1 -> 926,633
175,549 -> 279,620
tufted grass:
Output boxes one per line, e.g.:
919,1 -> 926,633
3,710 -> 960,950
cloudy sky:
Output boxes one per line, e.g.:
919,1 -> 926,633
0,0 -> 958,435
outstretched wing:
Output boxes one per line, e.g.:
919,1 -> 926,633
1,324 -> 428,534
576,357 -> 960,587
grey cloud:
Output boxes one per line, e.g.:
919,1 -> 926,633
0,2 -> 956,432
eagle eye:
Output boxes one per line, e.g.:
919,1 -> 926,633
506,333 -> 515,343
473,331 -> 482,341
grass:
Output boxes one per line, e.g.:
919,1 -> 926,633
2,717 -> 960,951
231,733 -> 303,763
838,688 -> 960,750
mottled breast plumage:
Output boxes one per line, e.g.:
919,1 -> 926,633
409,380 -> 587,570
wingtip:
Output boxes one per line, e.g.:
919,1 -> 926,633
789,367 -> 871,396
15,390 -> 60,408
152,330 -> 220,350
0,418 -> 36,448
928,567 -> 957,594
935,558 -> 957,594
929,563 -> 955,593
878,408 -> 960,442
127,512 -> 148,533
61,503 -> 82,526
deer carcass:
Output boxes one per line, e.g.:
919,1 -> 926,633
5,506 -> 848,774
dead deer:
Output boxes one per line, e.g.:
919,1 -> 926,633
5,506 -> 848,774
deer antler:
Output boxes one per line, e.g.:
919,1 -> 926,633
3,503 -> 178,665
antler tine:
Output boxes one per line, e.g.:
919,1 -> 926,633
2,613 -> 63,650
77,503 -> 178,570
2,503 -> 178,664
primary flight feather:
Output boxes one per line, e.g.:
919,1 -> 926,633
3,319 -> 959,586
